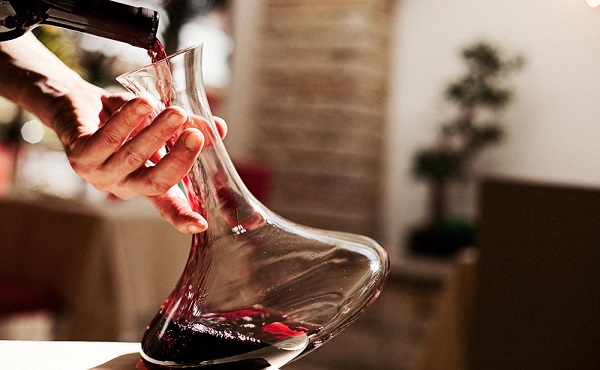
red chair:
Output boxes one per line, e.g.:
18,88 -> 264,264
0,281 -> 60,340
233,160 -> 272,205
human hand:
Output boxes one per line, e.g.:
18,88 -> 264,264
0,34 -> 229,234
53,88 -> 227,234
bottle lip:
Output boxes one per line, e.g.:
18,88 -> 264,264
145,9 -> 160,49
126,8 -> 160,49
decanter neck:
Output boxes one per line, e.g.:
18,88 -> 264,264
186,137 -> 268,237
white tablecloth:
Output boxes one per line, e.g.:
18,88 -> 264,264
0,340 -> 141,369
0,340 -> 285,369
0,194 -> 191,341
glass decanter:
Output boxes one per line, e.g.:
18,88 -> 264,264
117,44 -> 389,370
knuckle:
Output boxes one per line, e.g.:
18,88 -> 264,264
88,176 -> 114,193
123,148 -> 148,169
68,158 -> 84,174
69,156 -> 94,179
144,176 -> 172,195
168,151 -> 193,169
103,130 -> 124,147
94,182 -> 112,193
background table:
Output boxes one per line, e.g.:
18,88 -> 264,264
0,194 -> 191,341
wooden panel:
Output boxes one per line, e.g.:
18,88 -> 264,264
468,178 -> 600,369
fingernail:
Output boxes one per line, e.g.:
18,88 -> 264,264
136,100 -> 153,115
187,221 -> 207,234
167,106 -> 188,127
167,108 -> 187,127
185,130 -> 203,151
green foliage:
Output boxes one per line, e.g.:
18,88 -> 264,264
413,41 -> 524,183
409,216 -> 476,258
412,41 -> 524,222
413,149 -> 463,181
445,42 -> 524,110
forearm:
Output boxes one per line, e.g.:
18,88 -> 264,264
0,33 -> 92,129
0,34 -> 218,235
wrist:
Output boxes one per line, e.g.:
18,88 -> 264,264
0,34 -> 90,128
21,68 -> 92,128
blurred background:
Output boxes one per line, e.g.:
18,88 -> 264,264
1,0 -> 599,369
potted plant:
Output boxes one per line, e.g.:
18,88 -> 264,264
409,41 -> 524,258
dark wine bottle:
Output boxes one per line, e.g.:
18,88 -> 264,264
0,0 -> 159,49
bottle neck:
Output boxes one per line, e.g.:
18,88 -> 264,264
2,0 -> 159,49
0,0 -> 41,40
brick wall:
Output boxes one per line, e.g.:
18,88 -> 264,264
250,0 -> 395,237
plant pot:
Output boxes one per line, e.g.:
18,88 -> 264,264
408,217 -> 475,258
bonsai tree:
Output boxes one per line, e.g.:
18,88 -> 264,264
410,41 -> 524,256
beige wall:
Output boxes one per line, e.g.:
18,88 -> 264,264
384,0 -> 600,262
225,0 -> 600,263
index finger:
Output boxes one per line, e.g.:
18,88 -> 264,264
89,98 -> 154,162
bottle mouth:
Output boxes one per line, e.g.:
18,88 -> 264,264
144,9 -> 160,49
110,7 -> 160,49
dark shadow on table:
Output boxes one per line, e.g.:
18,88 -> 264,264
89,354 -> 278,369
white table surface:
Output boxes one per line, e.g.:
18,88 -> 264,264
0,341 -> 284,369
0,340 -> 141,369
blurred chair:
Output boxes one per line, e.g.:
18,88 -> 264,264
418,247 -> 478,370
0,195 -> 99,340
467,178 -> 600,369
233,160 -> 272,204
0,193 -> 206,341
419,177 -> 600,369
0,281 -> 60,340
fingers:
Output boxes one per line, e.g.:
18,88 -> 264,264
86,98 -> 155,166
147,186 -> 208,234
99,93 -> 133,124
117,114 -> 226,198
106,106 -> 190,174
67,96 -> 229,236
131,128 -> 204,196
104,128 -> 202,199
184,115 -> 227,146
213,116 -> 228,139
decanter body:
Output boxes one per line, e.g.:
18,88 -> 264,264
117,44 -> 389,369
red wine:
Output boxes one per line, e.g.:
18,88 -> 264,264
146,39 -> 207,215
147,39 -> 173,112
141,307 -> 316,369
148,39 -> 168,63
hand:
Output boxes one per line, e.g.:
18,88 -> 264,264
52,87 -> 227,234
0,34 -> 229,234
